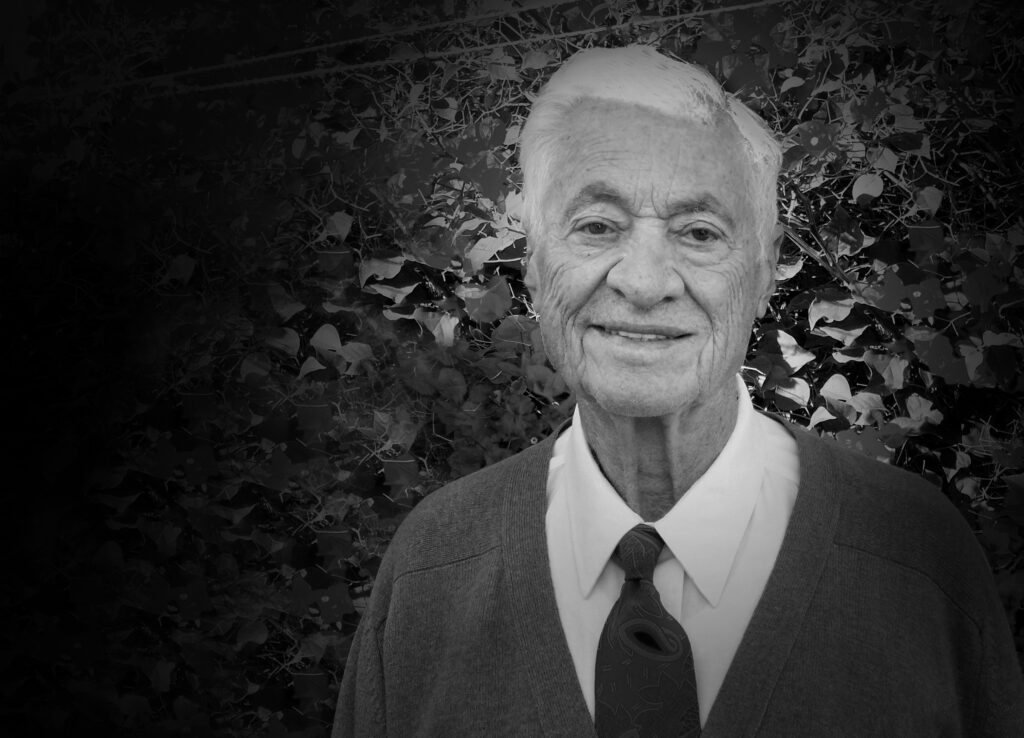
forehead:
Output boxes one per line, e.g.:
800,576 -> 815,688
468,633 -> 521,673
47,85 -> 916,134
547,98 -> 753,221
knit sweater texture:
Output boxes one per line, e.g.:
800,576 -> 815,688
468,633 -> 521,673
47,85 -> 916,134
334,420 -> 1024,737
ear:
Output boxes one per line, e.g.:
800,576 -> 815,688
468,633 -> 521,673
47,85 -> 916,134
756,223 -> 785,318
522,243 -> 538,295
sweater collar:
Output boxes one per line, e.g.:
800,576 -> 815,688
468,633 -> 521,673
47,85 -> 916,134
501,409 -> 841,738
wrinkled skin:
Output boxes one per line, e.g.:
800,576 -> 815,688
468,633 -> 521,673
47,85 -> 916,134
525,99 -> 781,518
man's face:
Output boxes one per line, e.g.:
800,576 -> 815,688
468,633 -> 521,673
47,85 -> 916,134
525,98 -> 778,418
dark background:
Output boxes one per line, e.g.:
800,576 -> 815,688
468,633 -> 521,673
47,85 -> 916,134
2,0 -> 1023,734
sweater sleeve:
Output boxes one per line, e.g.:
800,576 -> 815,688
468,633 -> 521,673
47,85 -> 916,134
980,617 -> 1024,736
333,611 -> 387,738
973,545 -> 1024,736
333,545 -> 398,738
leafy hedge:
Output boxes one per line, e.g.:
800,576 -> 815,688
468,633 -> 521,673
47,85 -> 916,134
3,0 -> 1023,734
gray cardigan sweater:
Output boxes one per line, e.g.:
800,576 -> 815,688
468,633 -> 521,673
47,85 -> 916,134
334,421 -> 1024,737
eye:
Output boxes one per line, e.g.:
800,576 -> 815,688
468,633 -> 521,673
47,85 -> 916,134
579,221 -> 612,236
682,225 -> 722,243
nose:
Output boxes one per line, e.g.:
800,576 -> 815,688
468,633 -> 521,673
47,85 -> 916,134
604,227 -> 685,309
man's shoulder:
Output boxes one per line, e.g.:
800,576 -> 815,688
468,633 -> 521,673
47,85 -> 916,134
805,429 -> 960,532
794,427 -> 992,606
382,436 -> 555,577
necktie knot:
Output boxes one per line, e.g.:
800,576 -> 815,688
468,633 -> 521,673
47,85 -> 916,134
614,523 -> 664,582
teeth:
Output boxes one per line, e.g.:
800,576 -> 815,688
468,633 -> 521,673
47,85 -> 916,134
608,330 -> 670,341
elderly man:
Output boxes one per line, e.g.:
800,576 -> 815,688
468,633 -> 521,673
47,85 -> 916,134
335,46 -> 1023,736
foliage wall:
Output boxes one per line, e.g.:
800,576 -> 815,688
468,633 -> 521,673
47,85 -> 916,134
3,0 -> 1023,734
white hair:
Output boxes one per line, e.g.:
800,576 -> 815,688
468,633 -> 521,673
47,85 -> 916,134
518,45 -> 782,251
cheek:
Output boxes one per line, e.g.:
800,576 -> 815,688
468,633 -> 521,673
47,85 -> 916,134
533,250 -> 594,321
702,261 -> 764,342
530,249 -> 606,376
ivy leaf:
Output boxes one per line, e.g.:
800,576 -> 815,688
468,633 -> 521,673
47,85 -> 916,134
265,327 -> 300,357
820,373 -> 852,404
236,620 -> 268,648
293,632 -> 331,665
1003,474 -> 1024,527
808,292 -> 855,329
907,328 -> 970,385
525,363 -> 568,400
316,582 -> 354,621
240,353 -> 272,385
942,450 -> 973,481
982,331 -> 1023,348
809,405 -> 836,428
316,530 -> 354,564
465,235 -> 505,273
359,256 -> 404,286
521,50 -> 552,69
474,165 -> 507,202
413,308 -> 459,347
320,211 -> 353,242
859,269 -> 908,312
298,356 -> 326,379
868,146 -> 898,172
775,256 -> 804,281
364,281 -> 416,304
774,376 -> 811,410
847,391 -> 886,426
486,50 -> 521,82
961,263 -> 1008,309
865,351 -> 909,391
817,322 -> 868,347
885,131 -> 925,153
906,277 -> 946,319
492,314 -> 536,357
375,405 -> 421,450
383,455 -> 419,492
434,367 -> 467,403
309,324 -> 343,360
295,402 -> 332,435
148,660 -> 176,694
822,205 -> 865,257
912,186 -> 944,216
907,221 -> 945,260
906,393 -> 944,425
338,342 -> 374,374
793,120 -> 838,155
459,276 -> 512,324
388,42 -> 420,61
779,75 -> 805,93
267,284 -> 306,322
853,88 -> 888,125
758,329 -> 816,373
160,254 -> 196,285
851,173 -> 884,204
293,671 -> 330,706
885,394 -> 944,441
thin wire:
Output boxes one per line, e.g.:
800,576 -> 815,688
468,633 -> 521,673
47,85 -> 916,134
28,0 -> 573,101
148,0 -> 789,98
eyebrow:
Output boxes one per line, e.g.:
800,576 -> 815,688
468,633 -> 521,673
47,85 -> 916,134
561,182 -> 735,228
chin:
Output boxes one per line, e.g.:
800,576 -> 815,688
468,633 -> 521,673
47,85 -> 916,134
583,383 -> 696,418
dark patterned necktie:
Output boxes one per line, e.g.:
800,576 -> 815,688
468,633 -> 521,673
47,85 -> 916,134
595,524 -> 701,738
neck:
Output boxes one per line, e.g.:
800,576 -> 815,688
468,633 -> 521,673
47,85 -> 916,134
579,384 -> 738,521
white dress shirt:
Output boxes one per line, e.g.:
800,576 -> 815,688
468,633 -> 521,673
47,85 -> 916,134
544,375 -> 800,726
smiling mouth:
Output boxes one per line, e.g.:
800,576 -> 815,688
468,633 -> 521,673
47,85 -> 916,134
596,326 -> 687,341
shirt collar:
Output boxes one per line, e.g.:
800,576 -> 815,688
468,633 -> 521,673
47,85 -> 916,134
562,375 -> 763,607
